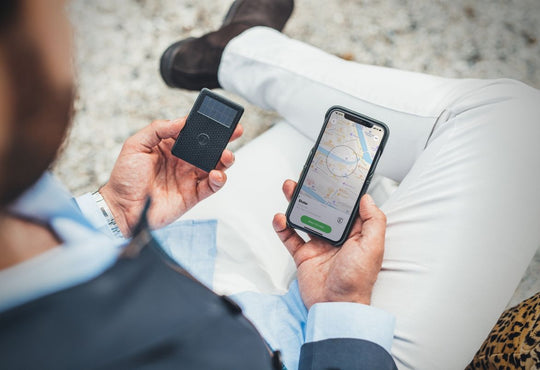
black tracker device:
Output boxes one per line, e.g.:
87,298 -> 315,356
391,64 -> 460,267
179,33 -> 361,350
171,88 -> 244,172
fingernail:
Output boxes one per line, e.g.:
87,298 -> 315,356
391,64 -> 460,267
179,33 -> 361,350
172,118 -> 183,124
272,214 -> 283,231
365,194 -> 375,205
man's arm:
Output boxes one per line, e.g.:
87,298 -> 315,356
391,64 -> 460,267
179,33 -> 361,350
74,117 -> 241,238
300,302 -> 397,370
273,181 -> 397,369
300,338 -> 397,370
75,192 -> 124,239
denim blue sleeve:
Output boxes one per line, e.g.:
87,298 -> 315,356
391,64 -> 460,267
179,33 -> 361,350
305,302 -> 395,353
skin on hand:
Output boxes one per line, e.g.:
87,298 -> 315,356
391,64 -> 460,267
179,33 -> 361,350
273,179 -> 387,309
100,117 -> 243,237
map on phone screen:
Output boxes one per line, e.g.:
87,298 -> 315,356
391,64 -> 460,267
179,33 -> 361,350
289,110 -> 383,241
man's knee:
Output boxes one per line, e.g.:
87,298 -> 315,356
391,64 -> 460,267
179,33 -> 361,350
494,78 -> 539,103
447,78 -> 539,129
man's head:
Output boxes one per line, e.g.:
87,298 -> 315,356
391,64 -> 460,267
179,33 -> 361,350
0,0 -> 74,207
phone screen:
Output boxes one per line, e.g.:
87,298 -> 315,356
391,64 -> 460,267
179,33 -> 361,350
289,110 -> 386,242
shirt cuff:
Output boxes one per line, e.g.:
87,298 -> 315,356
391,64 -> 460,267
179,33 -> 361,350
305,302 -> 395,353
75,193 -> 116,239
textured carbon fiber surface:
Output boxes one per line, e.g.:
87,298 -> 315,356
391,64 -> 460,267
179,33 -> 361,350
172,90 -> 244,172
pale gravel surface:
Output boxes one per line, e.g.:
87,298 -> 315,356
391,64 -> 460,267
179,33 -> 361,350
56,0 -> 539,306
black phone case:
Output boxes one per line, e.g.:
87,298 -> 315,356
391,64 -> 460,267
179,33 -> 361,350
171,89 -> 244,173
285,106 -> 389,246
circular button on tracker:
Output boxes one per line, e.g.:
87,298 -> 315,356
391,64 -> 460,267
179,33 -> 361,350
197,133 -> 210,146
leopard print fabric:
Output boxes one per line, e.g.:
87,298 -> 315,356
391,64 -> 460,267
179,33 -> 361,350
466,291 -> 540,369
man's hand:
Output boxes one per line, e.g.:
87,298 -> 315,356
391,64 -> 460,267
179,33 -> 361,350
272,180 -> 387,309
99,117 -> 243,237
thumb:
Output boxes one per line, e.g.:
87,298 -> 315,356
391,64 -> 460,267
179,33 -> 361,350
359,194 -> 387,243
129,117 -> 186,152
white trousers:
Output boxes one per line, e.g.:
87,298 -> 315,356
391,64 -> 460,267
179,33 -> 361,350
182,27 -> 540,369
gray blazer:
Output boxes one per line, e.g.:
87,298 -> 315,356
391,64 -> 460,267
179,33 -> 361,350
0,206 -> 397,370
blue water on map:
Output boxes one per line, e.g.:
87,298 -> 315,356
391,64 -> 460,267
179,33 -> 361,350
355,126 -> 373,164
300,185 -> 337,210
316,146 -> 357,165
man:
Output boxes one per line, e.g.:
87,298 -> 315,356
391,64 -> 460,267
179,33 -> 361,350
159,0 -> 540,369
0,1 -> 396,369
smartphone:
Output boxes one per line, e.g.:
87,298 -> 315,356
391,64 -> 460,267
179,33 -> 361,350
286,106 -> 389,245
171,88 -> 244,173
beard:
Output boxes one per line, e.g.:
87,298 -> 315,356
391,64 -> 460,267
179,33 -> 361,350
0,25 -> 74,207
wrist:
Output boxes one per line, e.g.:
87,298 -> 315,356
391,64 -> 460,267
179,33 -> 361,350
303,292 -> 371,310
96,185 -> 130,238
336,298 -> 371,306
305,302 -> 395,353
323,287 -> 373,307
327,295 -> 371,306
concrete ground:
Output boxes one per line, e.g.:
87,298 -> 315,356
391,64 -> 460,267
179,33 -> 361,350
57,0 -> 539,307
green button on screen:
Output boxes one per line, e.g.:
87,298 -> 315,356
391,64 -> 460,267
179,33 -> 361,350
301,215 -> 332,233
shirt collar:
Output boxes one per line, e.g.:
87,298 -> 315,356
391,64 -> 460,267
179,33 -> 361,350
7,172 -> 95,242
0,172 -> 124,313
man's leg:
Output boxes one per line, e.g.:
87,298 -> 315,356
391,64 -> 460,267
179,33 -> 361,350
213,27 -> 540,369
219,27 -> 489,183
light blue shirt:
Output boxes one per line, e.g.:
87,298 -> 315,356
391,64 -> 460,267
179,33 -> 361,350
0,173 -> 395,370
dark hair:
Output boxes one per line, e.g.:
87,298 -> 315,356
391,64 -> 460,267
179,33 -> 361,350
0,1 -> 19,30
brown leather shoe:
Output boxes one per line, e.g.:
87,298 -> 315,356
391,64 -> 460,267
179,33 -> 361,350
160,0 -> 294,90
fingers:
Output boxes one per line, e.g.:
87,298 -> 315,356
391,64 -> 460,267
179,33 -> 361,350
358,194 -> 387,244
348,212 -> 363,236
128,119 -> 240,154
272,213 -> 305,260
215,149 -> 235,171
215,126 -> 241,170
129,118 -> 187,152
282,179 -> 297,202
196,170 -> 227,200
230,124 -> 244,142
